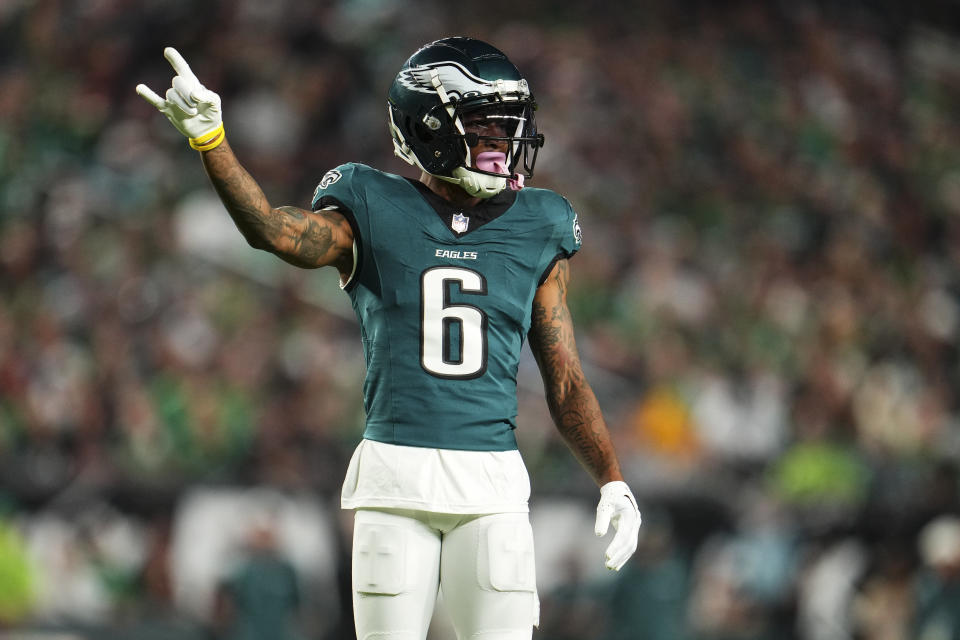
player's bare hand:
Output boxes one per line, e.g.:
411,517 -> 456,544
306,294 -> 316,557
136,47 -> 223,143
595,480 -> 641,571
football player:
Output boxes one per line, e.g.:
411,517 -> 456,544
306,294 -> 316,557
137,37 -> 641,639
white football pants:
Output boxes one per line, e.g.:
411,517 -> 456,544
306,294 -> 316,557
352,508 -> 539,640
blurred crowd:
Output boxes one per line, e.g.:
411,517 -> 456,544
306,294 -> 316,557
3,0 -> 960,638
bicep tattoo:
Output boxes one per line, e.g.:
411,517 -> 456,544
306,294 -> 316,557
275,206 -> 337,265
530,261 -> 583,398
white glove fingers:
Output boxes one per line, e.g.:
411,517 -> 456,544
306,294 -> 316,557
171,75 -> 202,110
605,525 -> 638,571
162,96 -> 195,123
164,47 -> 198,83
171,74 -> 198,97
604,537 -> 620,568
193,87 -> 221,110
594,504 -> 613,537
165,86 -> 198,116
135,84 -> 166,110
606,548 -> 629,571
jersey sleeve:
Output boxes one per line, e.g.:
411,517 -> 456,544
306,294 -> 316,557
310,163 -> 366,213
310,163 -> 370,291
556,196 -> 582,259
536,193 -> 583,286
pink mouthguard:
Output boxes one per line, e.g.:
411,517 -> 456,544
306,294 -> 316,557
474,152 -> 524,190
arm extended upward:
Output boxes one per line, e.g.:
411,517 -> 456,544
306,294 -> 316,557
200,139 -> 354,274
528,259 -> 624,486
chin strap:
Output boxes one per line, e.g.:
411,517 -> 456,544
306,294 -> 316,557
441,168 -> 507,199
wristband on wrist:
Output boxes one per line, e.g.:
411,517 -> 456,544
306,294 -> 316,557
189,123 -> 225,151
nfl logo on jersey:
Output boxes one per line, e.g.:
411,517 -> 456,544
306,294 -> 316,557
451,213 -> 470,233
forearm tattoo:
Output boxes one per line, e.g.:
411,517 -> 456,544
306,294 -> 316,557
529,261 -> 622,484
202,144 -> 347,268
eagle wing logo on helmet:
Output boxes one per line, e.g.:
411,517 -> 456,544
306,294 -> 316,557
397,61 -> 491,100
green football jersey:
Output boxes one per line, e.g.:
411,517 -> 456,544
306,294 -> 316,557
312,163 -> 581,451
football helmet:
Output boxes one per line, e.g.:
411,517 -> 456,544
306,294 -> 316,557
388,37 -> 544,198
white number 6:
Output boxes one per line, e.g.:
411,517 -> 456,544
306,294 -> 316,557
421,267 -> 487,379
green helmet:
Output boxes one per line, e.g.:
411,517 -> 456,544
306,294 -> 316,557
387,37 -> 544,198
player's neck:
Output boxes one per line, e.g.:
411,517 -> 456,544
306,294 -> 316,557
418,172 -> 483,208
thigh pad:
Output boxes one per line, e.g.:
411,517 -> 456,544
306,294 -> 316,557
354,521 -> 407,596
479,519 -> 536,593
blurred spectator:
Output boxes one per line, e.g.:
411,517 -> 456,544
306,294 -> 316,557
851,539 -> 915,640
687,494 -> 796,640
797,538 -> 869,640
0,502 -> 35,626
601,509 -> 690,640
912,515 -> 960,640
214,520 -> 303,640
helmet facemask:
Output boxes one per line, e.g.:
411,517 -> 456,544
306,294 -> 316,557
454,100 -> 542,194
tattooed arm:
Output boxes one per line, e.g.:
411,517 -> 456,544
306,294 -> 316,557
200,139 -> 354,274
528,259 -> 624,486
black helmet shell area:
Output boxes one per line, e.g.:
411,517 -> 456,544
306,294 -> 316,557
387,37 -> 543,197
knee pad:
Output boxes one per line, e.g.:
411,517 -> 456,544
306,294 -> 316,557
479,520 -> 536,593
354,521 -> 407,595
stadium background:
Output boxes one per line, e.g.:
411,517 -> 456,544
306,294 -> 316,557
3,0 -> 960,638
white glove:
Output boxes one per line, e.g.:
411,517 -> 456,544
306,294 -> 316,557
136,47 -> 224,149
595,480 -> 641,571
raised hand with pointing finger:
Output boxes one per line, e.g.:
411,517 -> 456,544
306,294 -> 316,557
136,47 -> 225,151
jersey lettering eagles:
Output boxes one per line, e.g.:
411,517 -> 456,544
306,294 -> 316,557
312,163 -> 581,451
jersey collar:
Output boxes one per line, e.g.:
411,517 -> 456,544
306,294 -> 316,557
407,179 -> 518,238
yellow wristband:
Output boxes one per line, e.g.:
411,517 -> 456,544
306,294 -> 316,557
192,130 -> 225,151
189,123 -> 225,151
189,123 -> 223,146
